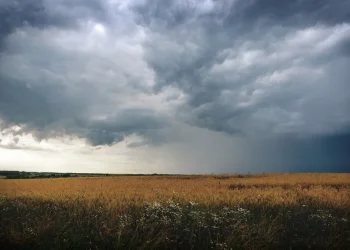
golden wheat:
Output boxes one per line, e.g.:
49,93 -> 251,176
1,173 -> 349,208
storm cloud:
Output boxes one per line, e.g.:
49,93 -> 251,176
135,0 -> 350,136
0,0 -> 349,172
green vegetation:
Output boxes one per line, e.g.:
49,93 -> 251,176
0,170 -> 190,179
0,196 -> 349,250
0,171 -> 113,179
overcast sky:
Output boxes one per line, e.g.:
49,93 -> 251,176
0,0 -> 349,174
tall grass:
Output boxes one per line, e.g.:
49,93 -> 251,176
0,173 -> 349,249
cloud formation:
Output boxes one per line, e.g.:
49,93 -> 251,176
135,0 -> 350,136
0,0 -> 349,154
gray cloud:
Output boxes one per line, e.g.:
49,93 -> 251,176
84,109 -> 171,146
0,73 -> 171,145
0,0 -> 173,146
132,0 -> 350,29
0,143 -> 53,151
234,0 -> 350,27
134,125 -> 350,174
0,0 -> 107,39
0,0 -> 349,167
135,0 -> 350,136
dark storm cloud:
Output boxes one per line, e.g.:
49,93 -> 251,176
251,133 -> 350,173
0,74 -> 170,145
0,76 -> 53,127
237,0 -> 350,26
85,109 -> 170,146
0,0 -> 350,159
0,0 -> 106,28
133,0 -> 350,136
0,74 -> 93,140
0,0 -> 107,47
133,0 -> 350,29
0,0 -> 173,146
291,133 -> 350,172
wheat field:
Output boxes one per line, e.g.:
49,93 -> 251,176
0,173 -> 349,249
1,173 -> 349,207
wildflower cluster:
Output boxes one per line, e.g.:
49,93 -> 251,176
309,209 -> 349,227
116,199 -> 255,249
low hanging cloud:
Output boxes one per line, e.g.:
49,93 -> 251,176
0,0 -> 350,150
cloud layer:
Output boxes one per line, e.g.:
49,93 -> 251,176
1,0 -> 350,156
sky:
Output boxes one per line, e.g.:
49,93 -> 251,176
0,0 -> 349,174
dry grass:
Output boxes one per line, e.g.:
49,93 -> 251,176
1,173 -> 349,208
0,173 -> 349,249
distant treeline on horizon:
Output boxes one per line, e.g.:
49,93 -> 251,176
0,170 -> 201,179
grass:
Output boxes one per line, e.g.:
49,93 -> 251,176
0,173 -> 349,249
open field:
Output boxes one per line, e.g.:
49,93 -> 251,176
1,173 -> 349,249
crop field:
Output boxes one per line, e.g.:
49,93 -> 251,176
0,173 -> 349,249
